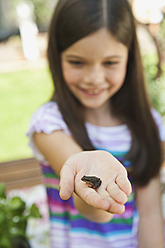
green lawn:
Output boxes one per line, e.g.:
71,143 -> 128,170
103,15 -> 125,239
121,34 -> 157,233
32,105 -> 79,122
0,68 -> 53,162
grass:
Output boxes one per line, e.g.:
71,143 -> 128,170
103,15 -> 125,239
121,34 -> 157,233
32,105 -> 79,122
0,67 -> 53,162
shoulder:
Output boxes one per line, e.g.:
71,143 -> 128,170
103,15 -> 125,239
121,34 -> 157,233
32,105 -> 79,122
32,101 -> 62,121
27,101 -> 70,136
151,108 -> 165,142
27,101 -> 70,162
151,108 -> 163,125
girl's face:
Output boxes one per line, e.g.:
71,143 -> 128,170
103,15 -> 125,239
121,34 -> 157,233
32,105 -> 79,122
61,28 -> 128,110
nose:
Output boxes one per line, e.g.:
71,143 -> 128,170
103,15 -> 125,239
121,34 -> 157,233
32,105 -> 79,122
84,65 -> 104,85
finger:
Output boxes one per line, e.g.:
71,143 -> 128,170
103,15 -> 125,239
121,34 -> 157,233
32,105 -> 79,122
78,187 -> 111,211
107,198 -> 125,215
97,187 -> 125,215
59,163 -> 75,200
116,173 -> 132,196
106,181 -> 128,204
97,186 -> 111,199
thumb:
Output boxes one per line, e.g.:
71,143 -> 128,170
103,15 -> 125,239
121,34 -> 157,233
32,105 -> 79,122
59,163 -> 75,200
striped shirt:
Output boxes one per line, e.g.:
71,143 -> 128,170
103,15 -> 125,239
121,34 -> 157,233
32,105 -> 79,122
27,101 -> 165,248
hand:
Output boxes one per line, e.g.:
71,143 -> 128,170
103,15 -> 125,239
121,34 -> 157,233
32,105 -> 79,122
59,150 -> 132,215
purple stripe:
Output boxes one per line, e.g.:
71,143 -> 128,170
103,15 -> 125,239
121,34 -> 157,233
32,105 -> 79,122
47,188 -> 74,207
50,216 -> 132,234
40,164 -> 56,174
71,219 -> 132,232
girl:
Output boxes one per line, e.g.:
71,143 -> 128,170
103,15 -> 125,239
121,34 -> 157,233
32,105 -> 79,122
27,0 -> 165,247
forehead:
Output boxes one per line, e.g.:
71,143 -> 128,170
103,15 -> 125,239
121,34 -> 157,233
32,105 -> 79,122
62,28 -> 128,59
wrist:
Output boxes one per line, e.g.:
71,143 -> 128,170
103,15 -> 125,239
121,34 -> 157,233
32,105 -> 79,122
73,193 -> 113,223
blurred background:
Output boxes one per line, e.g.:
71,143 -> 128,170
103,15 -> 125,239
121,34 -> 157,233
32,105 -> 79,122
0,0 -> 165,247
0,0 -> 165,163
0,0 -> 58,163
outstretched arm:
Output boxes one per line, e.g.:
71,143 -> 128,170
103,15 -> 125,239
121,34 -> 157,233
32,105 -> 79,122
34,130 -> 132,222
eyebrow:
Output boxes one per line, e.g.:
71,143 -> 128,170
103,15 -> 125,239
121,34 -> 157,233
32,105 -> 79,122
105,55 -> 122,59
64,55 -> 84,60
64,55 -> 122,60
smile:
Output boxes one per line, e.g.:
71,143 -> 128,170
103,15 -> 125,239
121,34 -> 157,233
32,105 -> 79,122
79,87 -> 105,96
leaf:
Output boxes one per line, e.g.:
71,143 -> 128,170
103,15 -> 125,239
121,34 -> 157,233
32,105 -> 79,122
0,184 -> 6,199
0,236 -> 11,248
8,197 -> 26,215
29,203 -> 42,218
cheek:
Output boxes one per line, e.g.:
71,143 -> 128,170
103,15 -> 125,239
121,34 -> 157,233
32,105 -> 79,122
107,66 -> 127,88
62,63 -> 81,86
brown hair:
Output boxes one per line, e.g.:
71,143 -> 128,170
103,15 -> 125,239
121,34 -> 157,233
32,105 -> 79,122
47,0 -> 162,186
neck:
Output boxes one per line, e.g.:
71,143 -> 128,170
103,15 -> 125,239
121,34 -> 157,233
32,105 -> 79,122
85,104 -> 122,127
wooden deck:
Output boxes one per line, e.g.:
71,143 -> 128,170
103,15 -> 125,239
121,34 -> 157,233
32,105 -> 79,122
0,157 -> 43,190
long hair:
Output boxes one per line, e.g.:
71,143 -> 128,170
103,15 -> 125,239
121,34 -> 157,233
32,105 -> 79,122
47,0 -> 162,186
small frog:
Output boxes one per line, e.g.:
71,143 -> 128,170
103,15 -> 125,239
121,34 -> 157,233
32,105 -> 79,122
81,175 -> 102,189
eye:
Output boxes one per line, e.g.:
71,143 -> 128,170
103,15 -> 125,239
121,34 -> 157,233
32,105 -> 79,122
103,61 -> 118,66
68,60 -> 84,66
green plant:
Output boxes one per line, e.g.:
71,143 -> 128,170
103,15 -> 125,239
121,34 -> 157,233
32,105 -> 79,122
0,183 -> 42,248
11,0 -> 56,31
143,53 -> 165,119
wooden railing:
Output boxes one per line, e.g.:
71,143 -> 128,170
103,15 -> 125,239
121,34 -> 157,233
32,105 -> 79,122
0,157 -> 43,190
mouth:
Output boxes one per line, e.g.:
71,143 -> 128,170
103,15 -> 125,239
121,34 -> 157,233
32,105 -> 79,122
78,87 -> 106,96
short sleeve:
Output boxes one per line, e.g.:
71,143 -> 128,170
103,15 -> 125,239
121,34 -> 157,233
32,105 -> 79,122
152,108 -> 165,142
27,101 -> 70,162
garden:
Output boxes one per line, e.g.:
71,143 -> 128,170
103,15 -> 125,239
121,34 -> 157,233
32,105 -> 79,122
0,67 -> 53,162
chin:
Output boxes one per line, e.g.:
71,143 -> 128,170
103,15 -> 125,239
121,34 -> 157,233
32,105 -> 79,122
83,102 -> 106,110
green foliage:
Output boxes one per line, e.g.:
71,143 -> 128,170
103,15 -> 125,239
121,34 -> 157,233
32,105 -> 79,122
143,53 -> 165,118
0,183 -> 42,248
11,0 -> 57,31
0,184 -> 6,199
30,0 -> 54,30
